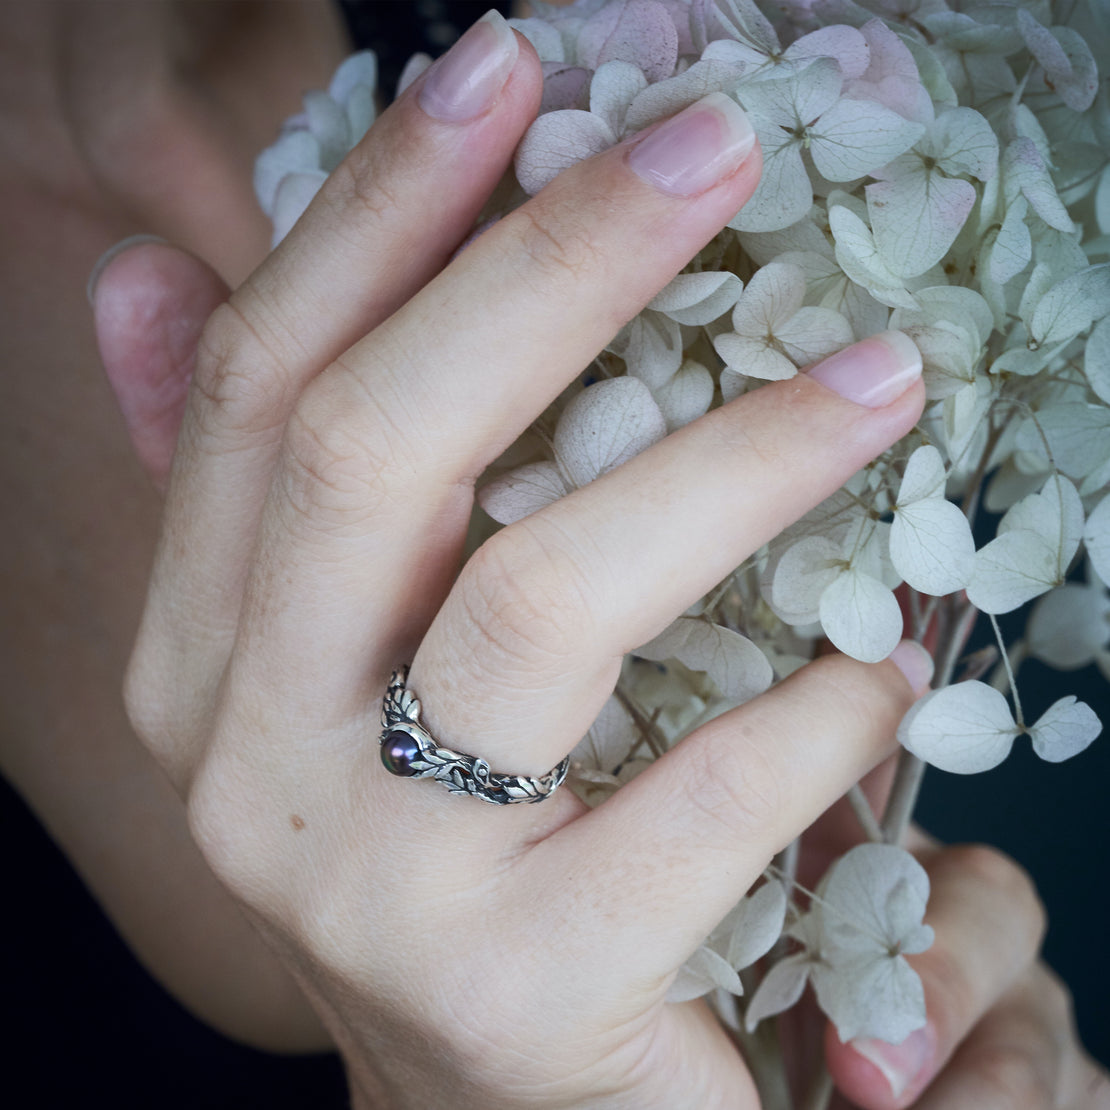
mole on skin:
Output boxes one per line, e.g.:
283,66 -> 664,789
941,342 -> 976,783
290,814 -> 305,831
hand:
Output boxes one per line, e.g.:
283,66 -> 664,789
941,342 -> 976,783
94,16 -> 946,1108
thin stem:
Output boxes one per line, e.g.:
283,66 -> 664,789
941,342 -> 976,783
880,751 -> 926,845
848,784 -> 885,843
728,1018 -> 795,1110
613,684 -> 668,759
989,612 -> 1025,727
801,1064 -> 835,1110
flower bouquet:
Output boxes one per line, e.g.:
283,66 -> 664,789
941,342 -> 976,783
254,0 -> 1109,1100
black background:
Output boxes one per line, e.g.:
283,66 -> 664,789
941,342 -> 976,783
4,2 -> 1106,1105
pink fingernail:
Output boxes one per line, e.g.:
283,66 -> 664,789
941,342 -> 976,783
418,10 -> 519,123
852,1023 -> 936,1102
888,641 -> 935,697
87,234 -> 167,307
627,92 -> 756,197
807,330 -> 923,408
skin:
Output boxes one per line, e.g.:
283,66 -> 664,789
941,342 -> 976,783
3,0 -> 1107,1105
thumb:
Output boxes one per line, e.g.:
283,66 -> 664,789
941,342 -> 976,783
90,237 -> 229,492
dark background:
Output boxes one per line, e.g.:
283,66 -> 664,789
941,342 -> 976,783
4,1 -> 1106,1105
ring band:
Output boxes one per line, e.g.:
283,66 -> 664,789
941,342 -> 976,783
379,667 -> 569,805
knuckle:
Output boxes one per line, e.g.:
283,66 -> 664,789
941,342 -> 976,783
677,722 -> 782,841
278,369 -> 416,532
512,202 -> 605,290
945,844 -> 1047,949
457,524 -> 600,674
327,152 -> 406,234
193,301 -> 296,439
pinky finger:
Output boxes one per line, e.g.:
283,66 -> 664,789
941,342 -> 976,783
91,238 -> 228,491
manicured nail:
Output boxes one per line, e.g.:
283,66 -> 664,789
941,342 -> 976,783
852,1024 -> 936,1102
888,640 -> 935,696
418,10 -> 518,123
807,330 -> 923,408
627,91 -> 756,197
87,234 -> 167,307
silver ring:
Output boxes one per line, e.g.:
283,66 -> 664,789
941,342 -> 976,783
379,667 -> 569,805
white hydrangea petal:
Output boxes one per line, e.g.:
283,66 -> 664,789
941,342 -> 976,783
709,0 -> 781,56
897,682 -> 1020,774
578,0 -> 679,83
899,445 -> 947,504
1029,697 -> 1103,763
269,170 -> 328,248
813,952 -> 926,1045
649,271 -> 744,325
254,130 -> 321,214
1002,138 -> 1074,234
508,17 -> 567,62
1086,317 -> 1110,406
668,945 -> 743,1003
328,50 -> 378,104
744,956 -> 811,1032
714,332 -> 799,381
397,53 -> 433,97
515,109 -> 615,195
303,90 -> 350,171
810,100 -> 925,182
828,204 -> 918,309
820,845 -> 931,958
1085,494 -> 1110,588
966,530 -> 1059,614
998,475 -> 1084,577
636,618 -> 774,703
819,569 -> 902,663
345,85 -> 376,147
571,694 -> 638,772
654,359 -> 715,432
1028,583 -> 1110,669
610,311 -> 683,389
1015,406 -> 1110,484
730,262 -> 806,334
1016,10 -> 1099,113
897,322 -> 976,398
847,17 -> 926,121
930,107 -> 998,181
729,137 -> 813,232
1030,264 -> 1110,347
624,58 -> 748,131
891,498 -> 975,595
775,307 -> 855,366
723,881 -> 788,971
766,535 -> 844,624
589,59 -> 648,134
987,196 -> 1033,285
867,168 -> 976,279
785,24 -> 870,79
478,461 -> 569,525
554,377 -> 667,487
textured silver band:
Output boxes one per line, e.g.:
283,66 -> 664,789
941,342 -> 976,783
379,667 -> 569,805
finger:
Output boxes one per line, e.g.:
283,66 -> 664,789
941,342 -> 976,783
90,238 -> 228,492
535,646 -> 932,989
910,968 -> 1071,1110
235,93 -> 763,709
127,19 -> 542,770
828,844 -> 1048,1109
406,332 -> 923,779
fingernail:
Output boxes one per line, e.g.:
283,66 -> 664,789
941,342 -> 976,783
888,640 -> 935,697
627,91 -> 756,197
87,234 -> 167,307
418,10 -> 519,123
852,1024 -> 936,1102
807,330 -> 923,408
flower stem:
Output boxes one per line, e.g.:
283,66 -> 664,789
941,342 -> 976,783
801,1064 -> 835,1110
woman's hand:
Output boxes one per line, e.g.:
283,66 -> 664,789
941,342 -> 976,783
93,13 -> 1104,1108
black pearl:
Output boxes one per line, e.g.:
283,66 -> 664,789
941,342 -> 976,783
381,730 -> 422,777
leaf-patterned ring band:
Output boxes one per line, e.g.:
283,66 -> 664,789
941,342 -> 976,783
379,667 -> 570,805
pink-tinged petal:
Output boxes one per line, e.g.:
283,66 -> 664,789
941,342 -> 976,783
578,0 -> 679,83
515,109 -> 615,195
540,63 -> 591,113
786,25 -> 870,79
